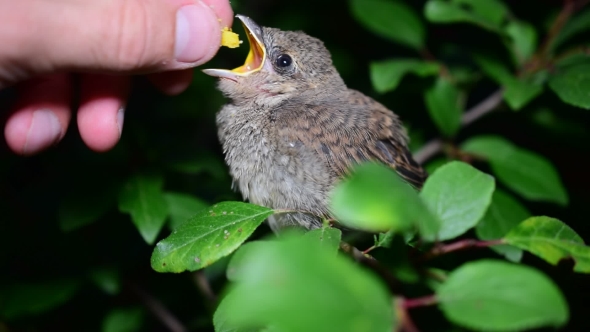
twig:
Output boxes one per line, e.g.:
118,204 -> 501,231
339,241 -> 403,294
191,270 -> 217,303
414,89 -> 504,164
129,283 -> 187,332
402,295 -> 438,309
422,239 -> 504,261
395,299 -> 420,332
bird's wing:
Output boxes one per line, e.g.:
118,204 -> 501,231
274,90 -> 427,189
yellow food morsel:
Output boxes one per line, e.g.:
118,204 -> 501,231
221,28 -> 241,48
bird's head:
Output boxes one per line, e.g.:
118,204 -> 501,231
203,15 -> 346,107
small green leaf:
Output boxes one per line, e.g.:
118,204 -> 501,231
214,234 -> 394,332
102,307 -> 144,332
420,161 -> 495,241
370,59 -> 440,93
330,162 -> 440,238
151,202 -> 273,273
550,9 -> 590,52
505,20 -> 538,65
504,216 -> 590,273
302,226 -> 342,254
548,62 -> 590,110
424,77 -> 463,137
163,192 -> 209,230
424,0 -> 507,32
437,260 -> 569,331
474,55 -> 543,110
88,267 -> 121,295
350,0 -> 425,50
0,279 -> 81,320
118,173 -> 169,244
476,190 -> 529,262
462,136 -> 569,205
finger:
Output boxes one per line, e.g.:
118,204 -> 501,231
4,74 -> 72,155
147,69 -> 193,96
0,0 -> 234,88
77,74 -> 129,152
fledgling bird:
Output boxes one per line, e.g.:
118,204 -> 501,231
204,15 -> 426,232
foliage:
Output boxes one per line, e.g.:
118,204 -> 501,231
1,0 -> 590,331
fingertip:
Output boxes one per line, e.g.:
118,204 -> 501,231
147,69 -> 193,96
201,0 -> 234,29
78,75 -> 129,152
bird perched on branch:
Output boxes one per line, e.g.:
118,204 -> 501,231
204,15 -> 426,232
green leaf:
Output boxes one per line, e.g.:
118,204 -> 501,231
437,260 -> 569,331
548,62 -> 590,110
151,202 -> 273,273
550,9 -> 590,52
350,0 -> 425,50
420,161 -> 495,241
505,20 -> 538,65
476,190 -> 529,262
424,0 -> 508,32
163,192 -> 209,230
102,307 -> 144,332
88,267 -> 121,295
302,226 -> 342,254
504,216 -> 590,273
118,173 -> 169,244
462,136 -> 568,205
370,59 -> 440,93
474,55 -> 543,110
0,279 -> 81,320
330,162 -> 440,238
424,77 -> 463,137
214,234 -> 394,332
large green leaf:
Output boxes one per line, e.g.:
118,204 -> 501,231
350,0 -> 425,50
302,226 -> 342,254
370,59 -> 440,93
548,62 -> 590,110
462,136 -> 568,205
504,216 -> 590,273
0,279 -> 81,320
474,55 -> 543,110
424,76 -> 463,137
118,173 -> 169,244
163,192 -> 209,230
424,0 -> 508,32
214,234 -> 394,332
151,202 -> 273,273
475,189 -> 529,262
437,260 -> 569,331
330,162 -> 440,238
420,161 -> 495,241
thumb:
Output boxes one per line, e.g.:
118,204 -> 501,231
0,0 -> 233,88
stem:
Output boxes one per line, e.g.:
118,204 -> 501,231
395,299 -> 421,332
423,239 -> 504,260
191,270 -> 217,303
129,283 -> 187,332
414,89 -> 504,164
402,295 -> 438,309
538,0 -> 576,59
340,242 -> 403,294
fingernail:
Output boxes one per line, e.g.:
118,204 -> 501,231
175,2 -> 220,64
116,107 -> 125,137
24,109 -> 63,155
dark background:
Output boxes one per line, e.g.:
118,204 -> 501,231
1,0 -> 589,331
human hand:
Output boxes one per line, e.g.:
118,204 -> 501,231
1,0 -> 233,155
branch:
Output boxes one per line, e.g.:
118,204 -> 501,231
129,283 -> 187,332
191,270 -> 217,303
414,89 -> 504,164
422,239 -> 504,261
401,295 -> 438,309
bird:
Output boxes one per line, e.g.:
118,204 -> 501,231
203,15 -> 426,233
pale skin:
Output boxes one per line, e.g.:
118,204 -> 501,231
1,0 -> 233,155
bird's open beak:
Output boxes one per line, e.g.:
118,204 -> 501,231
202,15 -> 267,80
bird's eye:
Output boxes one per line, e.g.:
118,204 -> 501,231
276,54 -> 292,68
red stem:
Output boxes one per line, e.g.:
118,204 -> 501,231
402,295 -> 438,309
424,239 -> 504,260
